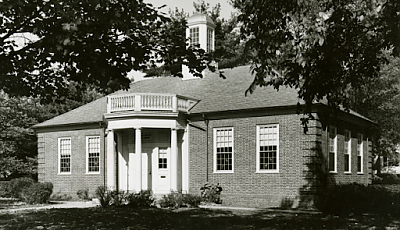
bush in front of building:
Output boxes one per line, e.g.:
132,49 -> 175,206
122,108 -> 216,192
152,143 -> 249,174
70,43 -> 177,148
8,177 -> 35,198
158,192 -> 202,208
20,182 -> 53,204
319,183 -> 400,217
200,182 -> 222,204
95,186 -> 112,208
126,190 -> 154,208
77,188 -> 90,201
0,181 -> 12,198
372,173 -> 400,185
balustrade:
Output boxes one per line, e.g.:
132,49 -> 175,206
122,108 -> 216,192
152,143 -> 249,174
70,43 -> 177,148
107,94 -> 193,113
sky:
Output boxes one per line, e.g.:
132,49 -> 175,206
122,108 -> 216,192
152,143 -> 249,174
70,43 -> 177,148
144,0 -> 237,19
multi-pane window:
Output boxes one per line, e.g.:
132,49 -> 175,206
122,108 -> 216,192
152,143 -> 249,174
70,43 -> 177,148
87,136 -> 100,173
344,130 -> 351,173
357,133 -> 363,173
59,138 -> 71,174
328,126 -> 337,172
214,128 -> 233,172
158,147 -> 168,169
190,27 -> 199,47
257,124 -> 279,172
207,28 -> 214,52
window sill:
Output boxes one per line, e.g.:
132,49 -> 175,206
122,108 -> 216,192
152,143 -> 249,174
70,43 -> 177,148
357,172 -> 364,175
86,172 -> 100,175
213,171 -> 234,174
256,170 -> 279,174
344,172 -> 352,174
58,173 -> 71,175
329,171 -> 338,174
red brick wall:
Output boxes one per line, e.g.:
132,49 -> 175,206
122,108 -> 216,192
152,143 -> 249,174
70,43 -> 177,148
38,128 -> 105,199
319,118 -> 371,185
188,113 -> 370,208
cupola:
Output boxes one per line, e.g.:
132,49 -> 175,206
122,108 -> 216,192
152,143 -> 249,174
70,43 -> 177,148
182,13 -> 216,80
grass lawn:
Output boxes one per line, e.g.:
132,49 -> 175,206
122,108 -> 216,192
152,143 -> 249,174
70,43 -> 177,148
0,206 -> 399,230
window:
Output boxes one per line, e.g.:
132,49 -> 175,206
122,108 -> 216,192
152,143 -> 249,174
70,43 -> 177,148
257,124 -> 279,173
207,28 -> 214,52
357,133 -> 363,173
328,126 -> 337,172
158,147 -> 168,169
190,27 -> 199,47
344,130 -> 351,173
214,128 -> 234,172
87,136 -> 100,173
58,137 -> 71,174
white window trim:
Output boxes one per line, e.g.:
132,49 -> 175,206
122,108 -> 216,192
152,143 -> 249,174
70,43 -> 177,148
256,124 -> 279,173
58,137 -> 71,175
213,127 -> 234,173
344,130 -> 352,174
329,126 -> 337,173
86,136 -> 100,174
158,147 -> 169,171
357,133 -> 364,174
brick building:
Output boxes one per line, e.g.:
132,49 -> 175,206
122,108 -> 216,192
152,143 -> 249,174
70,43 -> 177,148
32,13 -> 374,208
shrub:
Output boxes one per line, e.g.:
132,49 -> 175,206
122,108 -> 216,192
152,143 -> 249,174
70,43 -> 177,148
9,177 -> 35,198
126,190 -> 154,208
0,181 -> 12,198
373,173 -> 400,185
109,190 -> 126,206
158,191 -> 183,208
77,188 -> 90,201
200,182 -> 222,204
20,182 -> 53,204
95,186 -> 112,208
182,194 -> 202,207
50,192 -> 72,201
319,183 -> 400,217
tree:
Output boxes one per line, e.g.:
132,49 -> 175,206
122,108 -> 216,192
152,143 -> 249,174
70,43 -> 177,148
231,0 -> 399,108
0,0 -> 210,101
231,0 -> 400,162
0,87 -> 103,180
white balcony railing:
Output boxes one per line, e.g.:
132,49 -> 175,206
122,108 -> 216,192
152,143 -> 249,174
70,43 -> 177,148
107,93 -> 197,113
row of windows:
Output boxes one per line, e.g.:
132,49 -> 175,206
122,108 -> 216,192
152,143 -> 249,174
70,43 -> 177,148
328,126 -> 364,174
214,125 -> 365,174
214,125 -> 279,173
58,136 -> 100,174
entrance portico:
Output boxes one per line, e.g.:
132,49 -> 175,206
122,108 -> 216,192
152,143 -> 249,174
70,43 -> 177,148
103,93 -> 197,195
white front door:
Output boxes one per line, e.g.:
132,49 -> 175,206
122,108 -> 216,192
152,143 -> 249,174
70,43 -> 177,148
141,148 -> 152,190
152,147 -> 170,193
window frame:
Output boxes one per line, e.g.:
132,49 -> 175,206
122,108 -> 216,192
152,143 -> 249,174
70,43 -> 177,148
207,28 -> 214,52
86,136 -> 100,174
256,124 -> 280,173
190,27 -> 199,47
357,133 -> 364,174
213,127 -> 234,173
158,147 -> 168,170
328,126 -> 337,173
58,137 -> 72,175
344,130 -> 352,173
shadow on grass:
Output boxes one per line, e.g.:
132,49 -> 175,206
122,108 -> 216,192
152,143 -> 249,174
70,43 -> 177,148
0,206 -> 399,230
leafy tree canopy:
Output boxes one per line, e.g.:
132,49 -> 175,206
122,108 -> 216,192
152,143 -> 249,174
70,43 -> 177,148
231,0 -> 400,159
0,0 -> 211,101
231,0 -> 399,109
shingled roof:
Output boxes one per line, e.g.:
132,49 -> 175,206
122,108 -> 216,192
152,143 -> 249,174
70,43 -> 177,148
32,65 -> 372,128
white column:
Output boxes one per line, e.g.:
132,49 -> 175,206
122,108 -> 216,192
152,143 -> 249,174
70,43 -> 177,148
182,128 -> 189,193
170,128 -> 178,191
117,132 -> 127,191
135,128 -> 142,191
106,129 -> 115,189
